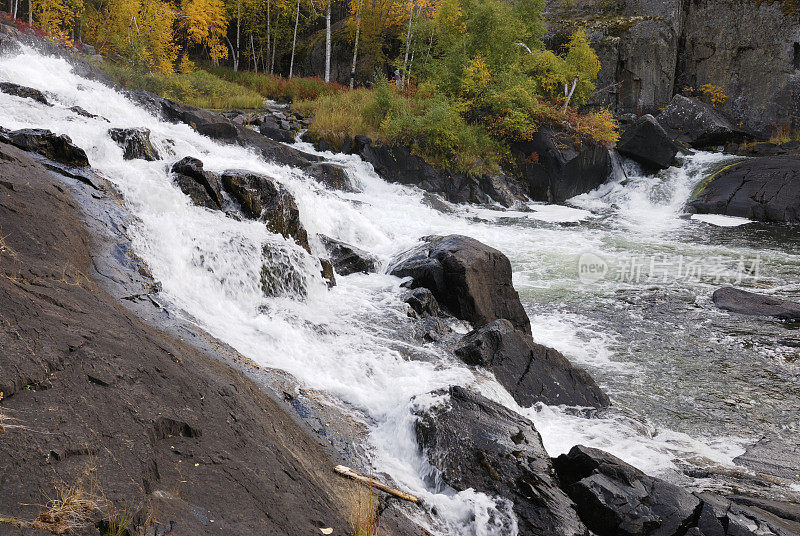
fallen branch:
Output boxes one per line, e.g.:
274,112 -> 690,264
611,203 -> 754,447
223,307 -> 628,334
334,465 -> 419,504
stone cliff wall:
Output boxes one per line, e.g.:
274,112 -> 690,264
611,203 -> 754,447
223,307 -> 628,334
545,0 -> 800,136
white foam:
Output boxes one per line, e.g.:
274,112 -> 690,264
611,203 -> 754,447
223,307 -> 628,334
691,214 -> 754,227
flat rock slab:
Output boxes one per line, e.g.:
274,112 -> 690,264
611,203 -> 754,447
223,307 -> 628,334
712,287 -> 800,321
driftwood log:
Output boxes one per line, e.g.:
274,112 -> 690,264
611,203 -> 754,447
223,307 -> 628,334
334,465 -> 420,503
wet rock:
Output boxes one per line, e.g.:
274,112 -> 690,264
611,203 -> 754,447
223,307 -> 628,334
388,235 -> 531,334
509,126 -> 612,203
688,157 -> 800,223
455,319 -> 609,408
616,115 -> 679,172
320,258 -> 336,288
346,135 -> 520,206
3,128 -> 89,167
553,445 -> 700,536
693,492 -> 799,536
732,435 -> 800,482
404,287 -> 440,318
69,106 -> 102,120
259,119 -> 295,143
170,157 -> 223,210
108,127 -> 160,161
220,170 -> 310,252
260,245 -> 311,297
656,95 -> 749,148
416,316 -> 450,342
0,81 -> 49,105
712,287 -> 800,321
318,235 -> 377,275
129,90 -> 320,170
414,386 -> 587,536
307,162 -> 357,192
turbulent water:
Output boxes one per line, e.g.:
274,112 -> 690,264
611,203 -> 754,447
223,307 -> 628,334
2,46 -> 799,535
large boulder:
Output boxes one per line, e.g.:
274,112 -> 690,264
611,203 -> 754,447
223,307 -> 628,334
455,319 -> 609,408
0,81 -> 48,105
414,386 -> 587,536
688,156 -> 800,223
388,235 -> 531,334
616,115 -> 679,171
259,116 -> 295,143
318,235 -> 378,275
220,171 -> 310,252
711,287 -> 800,321
554,446 -> 800,536
344,135 -> 523,207
656,95 -> 749,148
108,127 -> 160,161
509,127 -> 612,203
170,157 -> 223,210
2,128 -> 89,167
554,445 -> 700,536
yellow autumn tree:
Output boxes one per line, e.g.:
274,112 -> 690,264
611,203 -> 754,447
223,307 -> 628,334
85,0 -> 178,73
33,0 -> 84,45
181,0 -> 228,63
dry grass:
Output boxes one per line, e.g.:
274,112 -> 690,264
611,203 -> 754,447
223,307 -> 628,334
350,484 -> 380,536
768,126 -> 800,145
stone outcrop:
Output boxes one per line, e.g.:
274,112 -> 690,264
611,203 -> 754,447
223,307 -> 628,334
388,235 -> 531,334
616,114 -> 679,171
108,127 -> 160,161
0,127 -> 89,167
656,95 -> 749,148
0,81 -> 49,104
455,319 -> 610,408
414,386 -> 588,536
510,127 -> 612,203
170,156 -> 224,210
688,156 -> 800,222
318,235 -> 378,275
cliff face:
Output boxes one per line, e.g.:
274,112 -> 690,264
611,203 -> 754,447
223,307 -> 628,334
546,0 -> 800,137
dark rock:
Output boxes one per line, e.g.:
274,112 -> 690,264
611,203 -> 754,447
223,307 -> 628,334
404,287 -> 440,318
170,157 -> 223,210
414,386 -> 587,536
128,90 -> 320,170
616,115 -> 679,171
656,95 -> 749,148
510,127 -> 612,203
712,287 -> 800,321
694,492 -> 800,536
69,106 -> 101,120
320,258 -> 336,288
347,135 -> 522,206
0,81 -> 49,105
260,245 -> 311,296
455,319 -> 609,408
388,235 -> 531,334
732,435 -> 800,482
688,156 -> 800,223
220,170 -> 310,252
307,162 -> 358,192
4,128 -> 89,167
415,316 -> 450,342
259,123 -> 295,143
318,235 -> 377,275
0,142 -> 352,536
108,127 -> 160,161
553,445 -> 700,536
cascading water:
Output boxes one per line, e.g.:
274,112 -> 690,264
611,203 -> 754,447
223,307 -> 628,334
2,45 -> 799,535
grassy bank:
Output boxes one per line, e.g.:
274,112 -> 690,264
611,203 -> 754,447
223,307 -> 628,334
100,62 -> 264,110
204,67 -> 345,102
296,81 -> 618,175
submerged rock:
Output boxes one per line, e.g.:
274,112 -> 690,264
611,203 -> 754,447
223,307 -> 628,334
455,319 -> 609,408
509,126 -> 612,203
0,81 -> 49,105
388,235 -> 531,334
2,128 -> 89,167
171,157 -> 223,210
712,287 -> 800,321
414,386 -> 587,536
404,287 -> 441,318
221,170 -> 310,252
318,235 -> 377,275
108,127 -> 160,161
656,95 -> 749,148
616,115 -> 679,171
688,156 -> 800,223
307,162 -> 358,192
